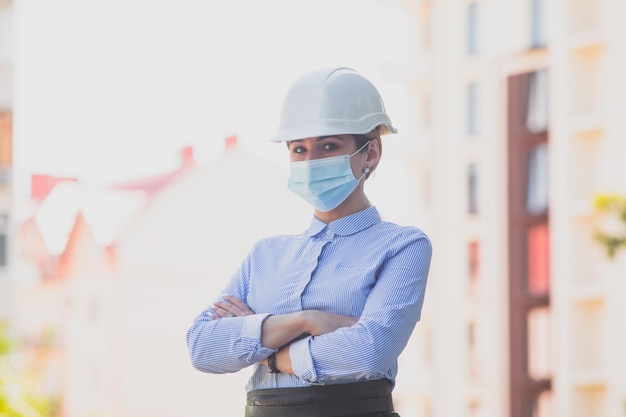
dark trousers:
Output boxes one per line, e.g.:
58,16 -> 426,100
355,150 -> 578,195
244,379 -> 400,417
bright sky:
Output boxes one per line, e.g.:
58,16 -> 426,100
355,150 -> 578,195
13,0 -> 409,196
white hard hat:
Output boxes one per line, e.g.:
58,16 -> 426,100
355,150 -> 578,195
271,67 -> 397,142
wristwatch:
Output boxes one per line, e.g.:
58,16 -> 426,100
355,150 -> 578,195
268,352 -> 280,373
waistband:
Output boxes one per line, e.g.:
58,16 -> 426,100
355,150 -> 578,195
245,379 -> 394,417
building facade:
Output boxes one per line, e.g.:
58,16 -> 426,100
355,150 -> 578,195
382,0 -> 626,417
13,143 -> 313,417
0,0 -> 13,320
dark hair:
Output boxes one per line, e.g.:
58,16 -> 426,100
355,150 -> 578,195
354,134 -> 371,152
355,131 -> 382,177
285,134 -> 380,157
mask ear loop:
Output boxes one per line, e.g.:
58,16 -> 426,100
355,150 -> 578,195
361,166 -> 372,180
363,141 -> 374,179
349,140 -> 371,158
350,140 -> 373,181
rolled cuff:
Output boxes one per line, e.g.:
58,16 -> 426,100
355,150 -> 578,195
289,335 -> 320,384
241,313 -> 275,363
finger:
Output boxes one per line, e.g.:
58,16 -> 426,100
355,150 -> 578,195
213,300 -> 240,316
221,294 -> 255,315
212,304 -> 235,318
215,298 -> 252,317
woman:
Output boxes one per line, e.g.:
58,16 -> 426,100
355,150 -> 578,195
186,67 -> 432,417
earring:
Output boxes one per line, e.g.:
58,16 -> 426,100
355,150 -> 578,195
364,167 -> 371,174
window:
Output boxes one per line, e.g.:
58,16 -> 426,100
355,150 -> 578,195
468,241 -> 480,295
532,390 -> 553,417
527,307 -> 552,379
0,234 -> 6,267
423,322 -> 433,364
468,163 -> 479,214
468,83 -> 479,136
467,321 -> 480,380
0,112 -> 12,167
531,0 -> 547,48
89,297 -> 100,322
569,46 -> 602,116
421,2 -> 432,50
0,215 -> 7,267
569,0 -> 600,32
421,171 -> 432,206
526,70 -> 549,133
526,142 -> 549,214
467,3 -> 479,56
468,401 -> 482,417
527,225 -> 550,295
422,92 -> 432,130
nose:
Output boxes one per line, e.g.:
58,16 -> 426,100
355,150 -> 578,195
303,150 -> 323,161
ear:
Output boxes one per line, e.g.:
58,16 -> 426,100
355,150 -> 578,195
365,138 -> 381,169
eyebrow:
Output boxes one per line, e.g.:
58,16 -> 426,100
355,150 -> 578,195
289,136 -> 345,144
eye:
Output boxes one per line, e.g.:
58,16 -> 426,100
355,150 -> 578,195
291,145 -> 306,154
322,143 -> 338,151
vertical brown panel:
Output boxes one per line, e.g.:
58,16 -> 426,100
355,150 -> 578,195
508,73 -> 527,417
508,72 -> 551,417
0,111 -> 12,165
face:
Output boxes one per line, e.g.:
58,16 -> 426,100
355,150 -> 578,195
287,135 -> 370,179
287,135 -> 358,161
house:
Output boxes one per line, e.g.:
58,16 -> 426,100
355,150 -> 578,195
14,139 -> 310,417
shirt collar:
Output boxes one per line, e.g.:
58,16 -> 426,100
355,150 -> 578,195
305,206 -> 381,237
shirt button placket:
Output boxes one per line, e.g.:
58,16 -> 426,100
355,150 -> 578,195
293,228 -> 334,311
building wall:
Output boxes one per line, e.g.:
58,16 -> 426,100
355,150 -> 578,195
0,1 -> 12,321
12,148 -> 314,417
549,1 -> 626,417
382,0 -> 626,416
103,150 -> 311,417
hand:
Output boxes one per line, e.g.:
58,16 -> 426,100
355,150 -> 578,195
257,310 -> 357,374
303,310 -> 358,336
210,294 -> 255,319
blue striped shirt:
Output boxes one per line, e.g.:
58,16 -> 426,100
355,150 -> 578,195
186,206 -> 432,391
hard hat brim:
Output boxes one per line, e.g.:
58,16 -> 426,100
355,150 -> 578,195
270,122 -> 397,143
270,67 -> 398,142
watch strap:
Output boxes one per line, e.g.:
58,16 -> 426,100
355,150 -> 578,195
268,352 -> 280,373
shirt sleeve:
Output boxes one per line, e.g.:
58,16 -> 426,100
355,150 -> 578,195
186,252 -> 276,374
289,231 -> 432,384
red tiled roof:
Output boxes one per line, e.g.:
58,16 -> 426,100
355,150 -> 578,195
110,170 -> 182,195
31,174 -> 78,201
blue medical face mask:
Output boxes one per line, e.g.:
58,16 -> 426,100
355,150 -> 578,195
287,141 -> 370,212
